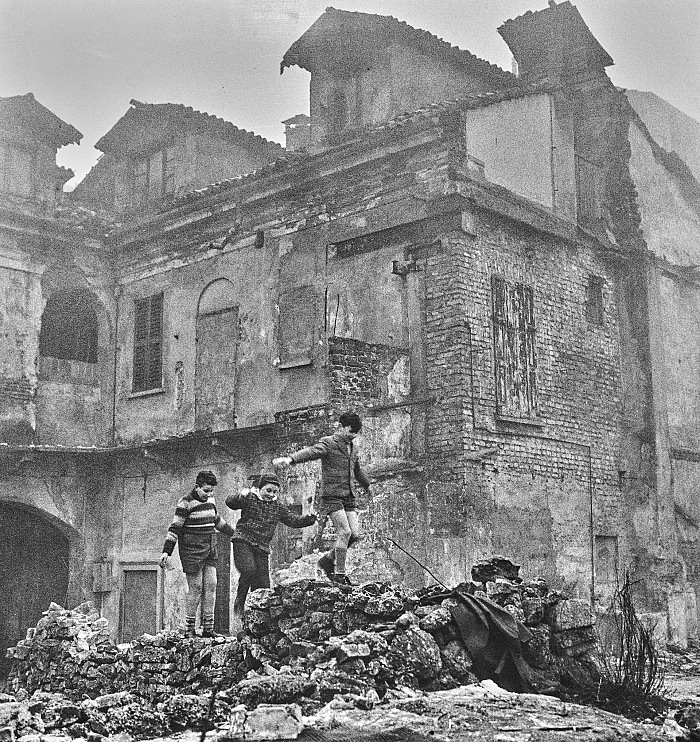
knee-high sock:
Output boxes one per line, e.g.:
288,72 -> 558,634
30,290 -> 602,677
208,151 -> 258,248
334,546 -> 348,574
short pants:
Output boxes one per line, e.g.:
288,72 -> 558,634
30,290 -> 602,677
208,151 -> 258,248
178,531 -> 218,574
318,493 -> 356,518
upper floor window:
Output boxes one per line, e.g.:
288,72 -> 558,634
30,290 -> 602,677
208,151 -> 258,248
586,276 -> 605,325
0,144 -> 33,196
133,293 -> 163,392
39,289 -> 98,363
491,276 -> 538,419
132,144 -> 176,207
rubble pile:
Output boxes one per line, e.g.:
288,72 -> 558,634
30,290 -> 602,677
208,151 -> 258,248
0,689 -> 230,741
3,556 -> 604,738
5,604 -> 250,701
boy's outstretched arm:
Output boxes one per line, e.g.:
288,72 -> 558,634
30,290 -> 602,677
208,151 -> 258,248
278,504 -> 317,529
274,438 -> 331,468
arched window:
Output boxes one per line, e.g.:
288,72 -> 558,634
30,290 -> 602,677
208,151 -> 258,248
195,279 -> 238,431
39,289 -> 98,364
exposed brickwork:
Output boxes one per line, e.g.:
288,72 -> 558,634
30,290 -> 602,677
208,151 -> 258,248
328,336 -> 408,411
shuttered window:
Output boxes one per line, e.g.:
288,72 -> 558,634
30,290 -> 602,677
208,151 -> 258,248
491,276 -> 538,418
133,293 -> 163,392
131,143 -> 176,207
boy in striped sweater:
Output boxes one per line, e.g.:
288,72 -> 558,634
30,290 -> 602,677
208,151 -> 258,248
159,470 -> 235,637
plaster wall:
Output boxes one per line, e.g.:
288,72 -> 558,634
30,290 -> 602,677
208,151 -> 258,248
463,94 -> 556,210
656,274 -> 700,451
0,254 -> 41,443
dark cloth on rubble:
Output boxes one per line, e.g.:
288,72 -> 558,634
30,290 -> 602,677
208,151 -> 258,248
424,587 -> 535,692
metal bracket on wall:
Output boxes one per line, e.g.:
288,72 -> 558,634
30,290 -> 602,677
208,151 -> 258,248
211,438 -> 237,458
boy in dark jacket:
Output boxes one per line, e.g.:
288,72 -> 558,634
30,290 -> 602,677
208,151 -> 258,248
273,411 -> 370,584
226,473 -> 316,616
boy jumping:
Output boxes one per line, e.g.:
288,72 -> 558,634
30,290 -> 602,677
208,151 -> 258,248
273,411 -> 370,584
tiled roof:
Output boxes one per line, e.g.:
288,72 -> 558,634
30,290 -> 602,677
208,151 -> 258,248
281,7 -> 515,86
163,85 -> 549,208
96,99 -> 284,154
0,93 -> 82,148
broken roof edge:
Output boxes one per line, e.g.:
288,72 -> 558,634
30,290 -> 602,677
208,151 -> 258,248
280,6 -> 515,85
498,1 -> 613,69
137,85 -> 550,212
95,99 -> 284,154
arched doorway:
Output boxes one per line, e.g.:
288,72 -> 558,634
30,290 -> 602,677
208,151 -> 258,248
0,504 -> 70,677
195,279 -> 239,432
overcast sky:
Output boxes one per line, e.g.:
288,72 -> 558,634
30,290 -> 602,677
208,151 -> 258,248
1,0 -> 698,190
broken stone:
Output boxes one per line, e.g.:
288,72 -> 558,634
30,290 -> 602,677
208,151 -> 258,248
224,703 -> 304,741
471,556 -> 521,584
439,640 -> 474,682
387,626 -> 442,681
418,606 -> 452,634
547,599 -> 594,631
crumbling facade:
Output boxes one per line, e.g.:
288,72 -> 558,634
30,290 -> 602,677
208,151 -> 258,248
1,1 -> 699,658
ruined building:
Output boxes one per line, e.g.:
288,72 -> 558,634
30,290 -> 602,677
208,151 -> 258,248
2,2 -> 700,664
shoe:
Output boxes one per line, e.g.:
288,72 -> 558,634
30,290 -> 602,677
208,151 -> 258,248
318,554 -> 335,580
332,573 -> 352,585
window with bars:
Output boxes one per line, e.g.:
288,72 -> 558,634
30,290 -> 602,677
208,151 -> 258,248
133,293 -> 163,392
131,144 -> 176,207
491,276 -> 538,418
586,276 -> 604,325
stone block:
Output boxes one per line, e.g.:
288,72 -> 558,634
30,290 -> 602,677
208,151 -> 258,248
548,599 -> 594,631
225,703 -> 303,741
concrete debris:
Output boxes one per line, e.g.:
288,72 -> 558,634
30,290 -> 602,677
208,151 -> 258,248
4,557 -> 698,740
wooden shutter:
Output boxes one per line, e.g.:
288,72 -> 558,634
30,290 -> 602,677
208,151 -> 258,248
278,285 -> 315,368
133,293 -> 163,392
492,277 -> 537,417
491,276 -> 509,414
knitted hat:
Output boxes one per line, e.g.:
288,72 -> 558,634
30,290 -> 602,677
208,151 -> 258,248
250,473 -> 280,489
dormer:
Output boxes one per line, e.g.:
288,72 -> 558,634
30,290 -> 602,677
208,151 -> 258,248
0,93 -> 81,210
281,7 -> 516,150
498,1 -> 613,86
76,100 -> 284,212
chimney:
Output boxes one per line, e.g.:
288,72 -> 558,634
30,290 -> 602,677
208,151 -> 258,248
282,114 -> 311,152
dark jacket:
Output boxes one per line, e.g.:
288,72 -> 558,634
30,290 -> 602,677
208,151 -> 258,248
225,490 -> 316,553
289,432 -> 370,499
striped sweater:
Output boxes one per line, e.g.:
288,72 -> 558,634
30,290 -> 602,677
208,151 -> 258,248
162,491 -> 235,555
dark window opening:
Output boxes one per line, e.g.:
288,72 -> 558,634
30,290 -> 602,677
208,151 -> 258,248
586,276 -> 604,325
39,289 -> 98,364
133,293 -> 163,392
131,143 -> 176,207
491,276 -> 538,418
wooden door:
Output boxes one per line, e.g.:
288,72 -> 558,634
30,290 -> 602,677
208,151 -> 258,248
195,307 -> 239,432
0,504 -> 69,676
120,568 -> 158,642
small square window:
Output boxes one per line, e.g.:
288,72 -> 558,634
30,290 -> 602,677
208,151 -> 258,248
586,276 -> 604,325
